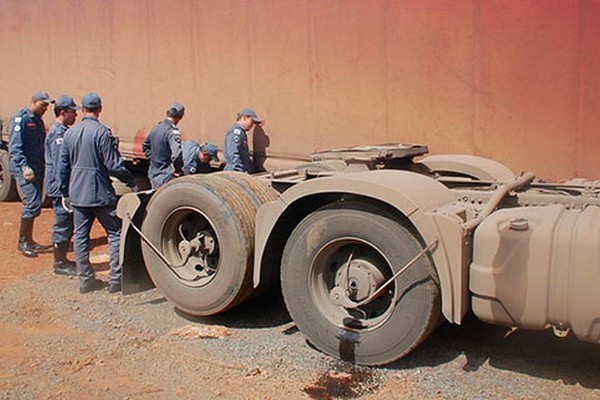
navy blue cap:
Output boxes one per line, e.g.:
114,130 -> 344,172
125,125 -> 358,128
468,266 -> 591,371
55,95 -> 80,110
168,103 -> 185,118
82,92 -> 102,109
237,107 -> 261,124
200,142 -> 220,162
32,91 -> 55,104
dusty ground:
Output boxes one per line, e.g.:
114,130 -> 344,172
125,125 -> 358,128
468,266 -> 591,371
1,201 -> 600,399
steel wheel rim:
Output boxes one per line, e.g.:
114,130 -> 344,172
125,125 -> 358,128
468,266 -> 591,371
309,237 -> 397,331
160,206 -> 220,287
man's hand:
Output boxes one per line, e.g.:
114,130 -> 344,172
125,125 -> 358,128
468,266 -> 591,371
22,166 -> 35,183
61,197 -> 73,213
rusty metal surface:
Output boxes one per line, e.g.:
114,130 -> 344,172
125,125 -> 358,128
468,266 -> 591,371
0,1 -> 599,181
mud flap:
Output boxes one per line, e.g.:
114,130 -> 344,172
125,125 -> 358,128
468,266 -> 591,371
117,191 -> 155,295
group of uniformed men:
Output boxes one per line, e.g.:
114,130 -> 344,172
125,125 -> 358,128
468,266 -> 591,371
8,91 -> 261,294
142,103 -> 261,189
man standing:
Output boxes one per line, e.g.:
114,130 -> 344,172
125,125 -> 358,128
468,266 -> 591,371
223,108 -> 261,173
57,93 -> 137,294
45,96 -> 79,276
182,140 -> 220,175
142,103 -> 184,189
9,91 -> 54,257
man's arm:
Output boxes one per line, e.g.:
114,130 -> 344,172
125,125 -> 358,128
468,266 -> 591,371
8,115 -> 29,173
169,130 -> 183,174
56,135 -> 71,198
100,129 -> 136,188
225,129 -> 250,172
142,132 -> 152,159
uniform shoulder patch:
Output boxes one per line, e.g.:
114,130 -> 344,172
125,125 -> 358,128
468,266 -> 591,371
172,129 -> 180,136
14,125 -> 20,132
234,128 -> 242,135
14,117 -> 22,123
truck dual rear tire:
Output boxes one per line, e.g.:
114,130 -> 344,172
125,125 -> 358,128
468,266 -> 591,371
281,206 -> 440,366
141,173 -> 278,316
0,149 -> 18,202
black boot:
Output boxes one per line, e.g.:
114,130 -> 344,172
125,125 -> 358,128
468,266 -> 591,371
18,218 -> 37,258
27,219 -> 50,252
53,241 -> 77,276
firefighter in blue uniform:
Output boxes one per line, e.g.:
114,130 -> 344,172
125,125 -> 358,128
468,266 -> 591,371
57,93 -> 137,294
142,103 -> 184,189
45,95 -> 80,276
223,108 -> 261,173
9,91 -> 54,258
181,140 -> 220,175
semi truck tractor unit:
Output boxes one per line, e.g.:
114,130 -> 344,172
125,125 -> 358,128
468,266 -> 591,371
117,144 -> 600,366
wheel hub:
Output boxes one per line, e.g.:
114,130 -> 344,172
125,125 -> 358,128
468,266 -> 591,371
177,230 -> 218,274
330,258 -> 385,307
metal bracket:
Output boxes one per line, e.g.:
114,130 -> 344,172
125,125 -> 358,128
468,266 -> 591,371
125,213 -> 201,282
336,238 -> 439,309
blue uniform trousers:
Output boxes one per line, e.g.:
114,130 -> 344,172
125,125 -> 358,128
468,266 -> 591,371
51,197 -> 73,243
73,205 -> 122,285
14,173 -> 43,219
150,171 -> 174,190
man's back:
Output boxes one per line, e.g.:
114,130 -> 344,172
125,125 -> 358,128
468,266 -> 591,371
45,121 -> 68,198
223,123 -> 251,172
143,119 -> 183,188
60,116 -> 132,207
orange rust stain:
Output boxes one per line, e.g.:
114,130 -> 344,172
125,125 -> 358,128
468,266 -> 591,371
132,129 -> 148,159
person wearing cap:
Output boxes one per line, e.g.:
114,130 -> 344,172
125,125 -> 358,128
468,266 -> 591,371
181,140 -> 220,175
57,92 -> 137,294
8,91 -> 55,258
45,96 -> 80,276
223,107 -> 261,173
142,103 -> 185,189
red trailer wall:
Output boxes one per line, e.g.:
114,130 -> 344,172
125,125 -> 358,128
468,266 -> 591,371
0,0 -> 599,180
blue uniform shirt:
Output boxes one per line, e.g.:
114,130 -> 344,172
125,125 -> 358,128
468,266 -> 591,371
182,140 -> 200,174
57,116 -> 134,207
45,121 -> 68,198
223,123 -> 252,172
8,108 -> 45,177
182,140 -> 217,174
142,119 -> 183,188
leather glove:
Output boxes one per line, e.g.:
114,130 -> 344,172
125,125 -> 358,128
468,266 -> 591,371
22,166 -> 35,183
61,197 -> 73,213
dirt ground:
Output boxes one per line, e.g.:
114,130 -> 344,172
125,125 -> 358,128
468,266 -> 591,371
1,201 -> 600,400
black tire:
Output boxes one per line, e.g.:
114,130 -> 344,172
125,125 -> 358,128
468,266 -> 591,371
213,172 -> 280,292
0,149 -> 18,202
141,174 -> 268,316
214,171 -> 279,205
281,207 -> 440,366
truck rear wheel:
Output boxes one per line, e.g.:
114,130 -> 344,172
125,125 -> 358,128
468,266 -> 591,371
0,149 -> 18,201
141,173 -> 274,316
281,206 -> 440,366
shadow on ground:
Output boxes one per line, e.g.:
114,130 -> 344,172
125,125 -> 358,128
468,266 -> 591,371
387,313 -> 600,389
173,287 -> 292,329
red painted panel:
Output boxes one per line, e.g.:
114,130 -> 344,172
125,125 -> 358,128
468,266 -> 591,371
0,1 -> 598,180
